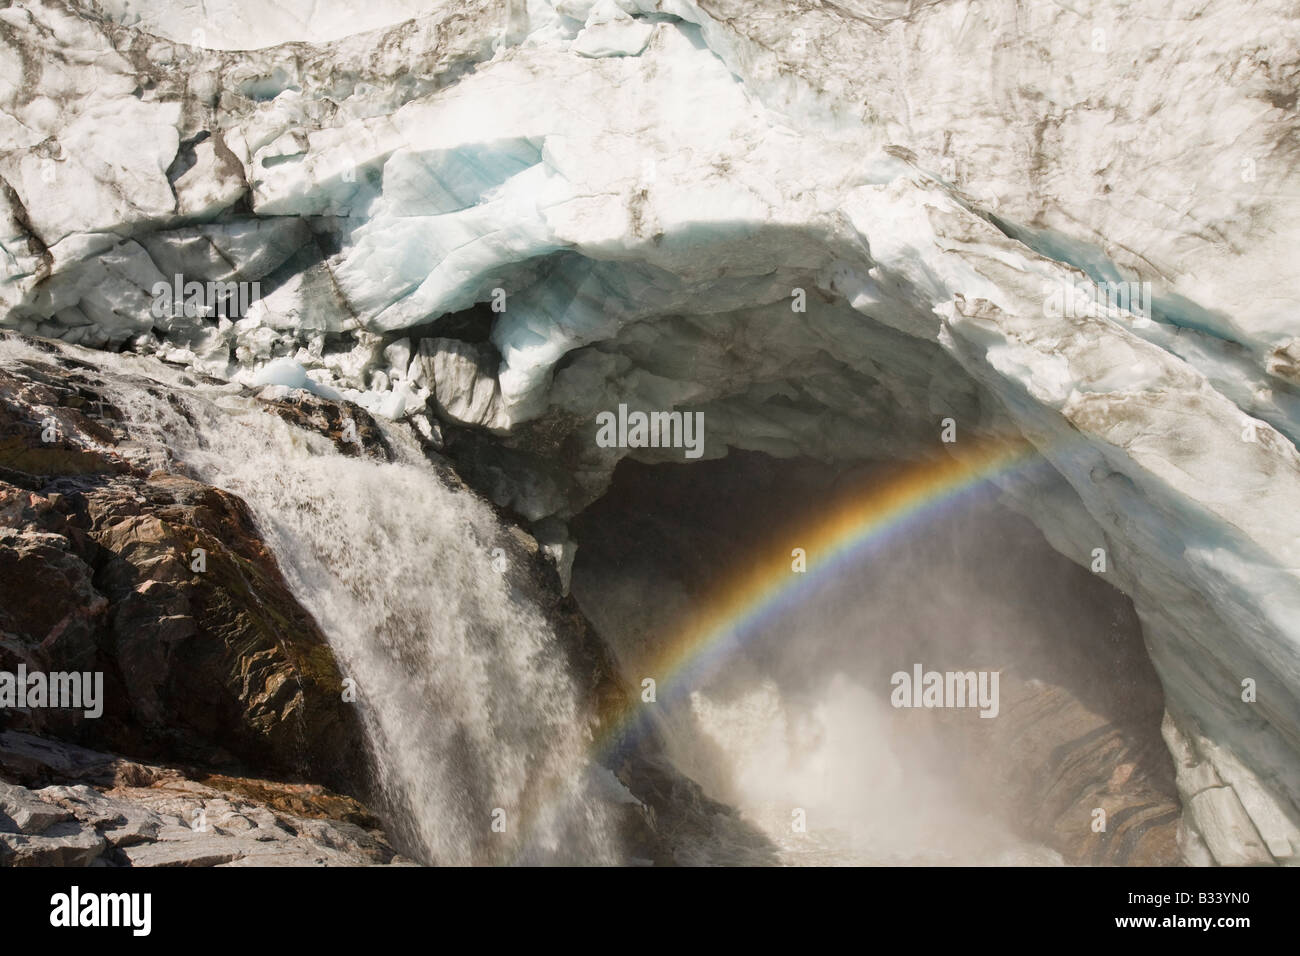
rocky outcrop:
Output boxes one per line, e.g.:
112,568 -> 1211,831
255,386 -> 395,461
0,731 -> 408,866
0,331 -> 781,866
0,334 -> 367,795
951,678 -> 1180,866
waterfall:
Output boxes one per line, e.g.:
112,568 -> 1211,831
84,351 -> 618,865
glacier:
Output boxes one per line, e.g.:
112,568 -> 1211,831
2,0 -> 1299,864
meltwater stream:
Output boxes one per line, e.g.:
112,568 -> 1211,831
18,341 -> 1113,866
86,354 -> 618,865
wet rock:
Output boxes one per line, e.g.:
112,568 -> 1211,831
0,339 -> 368,795
957,679 -> 1183,866
255,387 -> 395,460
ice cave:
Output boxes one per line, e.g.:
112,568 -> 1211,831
0,0 -> 1297,872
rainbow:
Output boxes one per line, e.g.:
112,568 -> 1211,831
596,439 -> 1048,756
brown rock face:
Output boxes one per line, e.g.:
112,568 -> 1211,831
0,338 -> 367,796
937,676 -> 1181,866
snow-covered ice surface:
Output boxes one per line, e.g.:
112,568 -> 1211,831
2,0 -> 1299,863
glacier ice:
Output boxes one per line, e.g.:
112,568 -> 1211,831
2,0 -> 1300,864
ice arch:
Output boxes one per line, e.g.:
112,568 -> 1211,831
2,0 -> 1298,864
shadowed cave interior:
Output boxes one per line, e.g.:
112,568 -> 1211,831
569,450 -> 1182,865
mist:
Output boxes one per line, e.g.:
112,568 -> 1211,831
571,451 -> 1178,865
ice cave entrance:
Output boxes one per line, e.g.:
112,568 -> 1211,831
569,451 -> 1183,865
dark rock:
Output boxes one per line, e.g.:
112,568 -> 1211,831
0,333 -> 779,866
256,388 -> 394,460
0,341 -> 368,797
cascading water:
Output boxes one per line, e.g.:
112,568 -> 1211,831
2,337 -> 1179,866
78,349 -> 619,866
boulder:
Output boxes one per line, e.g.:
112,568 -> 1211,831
0,339 -> 367,796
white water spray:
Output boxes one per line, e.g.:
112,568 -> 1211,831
61,348 -> 619,865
